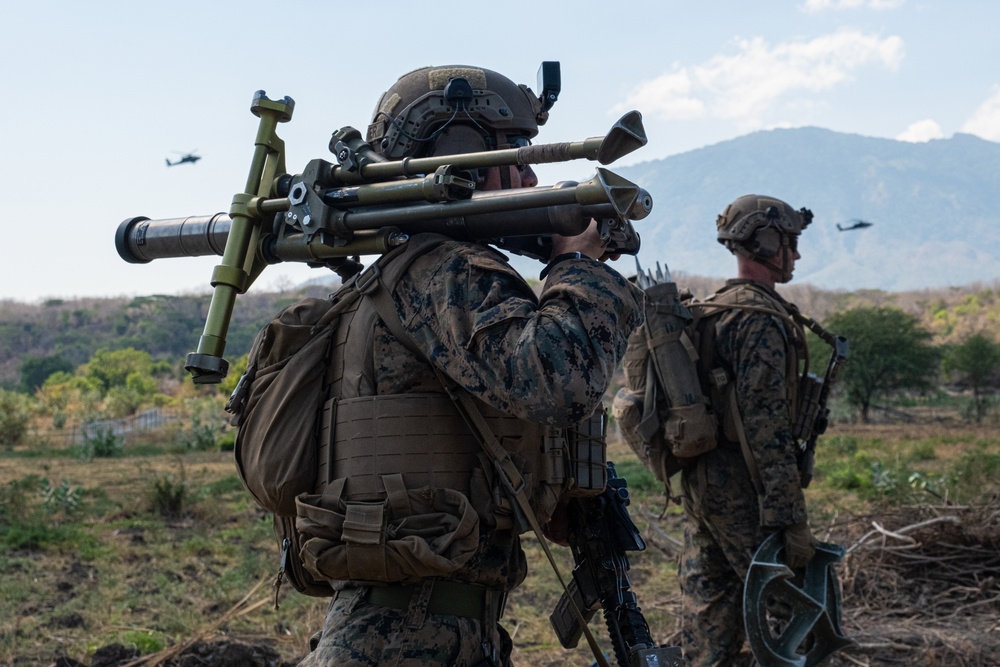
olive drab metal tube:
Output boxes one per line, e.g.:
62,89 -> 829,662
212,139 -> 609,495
115,214 -> 232,263
185,91 -> 294,384
115,177 -> 652,265
330,111 -> 647,184
332,169 -> 641,231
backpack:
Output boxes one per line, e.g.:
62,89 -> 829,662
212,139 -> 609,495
612,273 -> 718,486
614,272 -> 815,501
226,239 -> 436,600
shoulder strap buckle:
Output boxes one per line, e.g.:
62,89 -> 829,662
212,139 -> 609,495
355,262 -> 384,296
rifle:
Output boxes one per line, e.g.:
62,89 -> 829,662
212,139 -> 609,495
793,315 -> 849,487
115,90 -> 653,385
550,462 -> 683,667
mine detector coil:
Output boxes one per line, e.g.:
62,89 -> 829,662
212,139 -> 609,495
744,533 -> 855,667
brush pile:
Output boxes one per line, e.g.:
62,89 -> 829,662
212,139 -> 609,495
829,497 -> 1000,666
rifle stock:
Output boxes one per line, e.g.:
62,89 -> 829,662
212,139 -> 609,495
550,462 -> 682,667
115,90 -> 654,384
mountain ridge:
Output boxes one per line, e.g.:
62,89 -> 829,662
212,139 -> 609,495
603,127 -> 1000,291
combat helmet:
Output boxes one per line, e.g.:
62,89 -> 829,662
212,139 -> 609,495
366,64 -> 557,161
717,194 -> 813,281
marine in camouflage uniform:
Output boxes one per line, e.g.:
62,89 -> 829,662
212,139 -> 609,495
676,195 -> 818,666
297,65 -> 643,667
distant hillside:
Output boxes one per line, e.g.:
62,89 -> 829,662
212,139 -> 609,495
2,278 -> 997,389
0,285 -> 338,389
610,128 -> 1000,291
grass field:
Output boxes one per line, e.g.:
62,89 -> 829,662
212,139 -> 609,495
1,420 -> 997,666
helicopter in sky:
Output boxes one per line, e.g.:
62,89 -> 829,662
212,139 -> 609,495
836,219 -> 874,232
165,151 -> 202,167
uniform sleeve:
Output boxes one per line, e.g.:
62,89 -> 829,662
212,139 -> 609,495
725,311 -> 808,528
395,240 -> 644,427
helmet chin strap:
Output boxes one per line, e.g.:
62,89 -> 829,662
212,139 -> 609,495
763,253 -> 792,284
498,163 -> 512,190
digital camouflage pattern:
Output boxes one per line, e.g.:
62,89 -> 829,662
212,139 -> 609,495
299,587 -> 513,666
678,280 -> 807,666
299,235 -> 643,666
387,238 -> 642,428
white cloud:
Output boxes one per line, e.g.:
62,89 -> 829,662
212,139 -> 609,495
896,119 -> 944,142
616,70 -> 705,121
802,0 -> 906,12
614,30 -> 904,123
960,88 -> 1000,141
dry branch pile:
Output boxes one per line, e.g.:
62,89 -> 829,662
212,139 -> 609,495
829,497 -> 1000,666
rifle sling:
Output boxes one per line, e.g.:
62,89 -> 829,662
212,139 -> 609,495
361,256 -> 611,667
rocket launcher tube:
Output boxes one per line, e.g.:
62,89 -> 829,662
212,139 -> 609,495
116,175 -> 652,265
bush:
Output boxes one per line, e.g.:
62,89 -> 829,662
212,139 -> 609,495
180,421 -> 217,451
216,430 -> 236,452
40,478 -> 83,516
77,426 -> 125,460
947,448 -> 1000,502
0,476 -> 85,550
146,463 -> 192,519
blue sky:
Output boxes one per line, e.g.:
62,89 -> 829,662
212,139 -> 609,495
1,0 -> 997,302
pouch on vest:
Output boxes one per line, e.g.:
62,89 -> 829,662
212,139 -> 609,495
296,474 -> 480,584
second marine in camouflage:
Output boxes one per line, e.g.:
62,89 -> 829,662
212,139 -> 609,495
618,194 -> 819,666
682,195 -> 818,666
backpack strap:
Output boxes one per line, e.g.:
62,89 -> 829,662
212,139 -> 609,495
727,384 -> 766,499
689,286 -> 796,501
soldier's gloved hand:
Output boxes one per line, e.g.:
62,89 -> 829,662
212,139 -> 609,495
783,522 -> 817,569
550,218 -> 617,262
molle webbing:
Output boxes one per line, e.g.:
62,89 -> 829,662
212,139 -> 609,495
316,294 -> 364,489
320,393 -> 549,502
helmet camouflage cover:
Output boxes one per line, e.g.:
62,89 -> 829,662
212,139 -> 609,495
367,65 -> 549,160
716,194 -> 813,260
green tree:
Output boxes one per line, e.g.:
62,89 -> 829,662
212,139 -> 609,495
0,389 -> 36,449
19,355 -> 74,394
943,333 -> 1000,423
825,307 -> 941,423
80,348 -> 153,393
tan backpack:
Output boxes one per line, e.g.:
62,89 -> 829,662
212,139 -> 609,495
613,266 -> 718,486
226,239 -> 439,599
